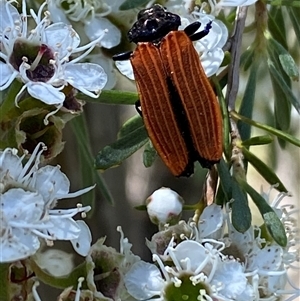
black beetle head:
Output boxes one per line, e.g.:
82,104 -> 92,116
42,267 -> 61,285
128,4 -> 181,44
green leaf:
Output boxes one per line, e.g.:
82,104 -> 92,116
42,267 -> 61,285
231,179 -> 252,233
242,135 -> 274,146
212,77 -> 230,159
238,61 -> 258,142
119,0 -> 149,10
231,111 -> 300,147
278,54 -> 299,81
78,90 -> 138,105
268,6 -> 288,50
268,59 -> 299,114
216,158 -> 232,203
143,140 -> 157,168
71,115 -> 114,206
241,147 -> 288,192
118,114 -> 144,139
237,179 -> 287,247
287,6 -> 300,43
95,126 -> 149,170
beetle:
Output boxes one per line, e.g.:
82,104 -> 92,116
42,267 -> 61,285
113,4 -> 223,177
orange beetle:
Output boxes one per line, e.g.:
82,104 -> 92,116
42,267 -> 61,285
113,5 -> 223,177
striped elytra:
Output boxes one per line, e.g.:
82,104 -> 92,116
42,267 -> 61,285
113,5 -> 223,177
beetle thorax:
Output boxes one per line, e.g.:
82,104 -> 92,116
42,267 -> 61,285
127,4 -> 181,44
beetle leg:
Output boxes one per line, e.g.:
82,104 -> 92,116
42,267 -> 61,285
112,51 -> 133,61
184,21 -> 201,36
188,21 -> 212,41
135,100 -> 142,116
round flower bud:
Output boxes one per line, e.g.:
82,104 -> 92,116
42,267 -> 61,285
146,187 -> 184,226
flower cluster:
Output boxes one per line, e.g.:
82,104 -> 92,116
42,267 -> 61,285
0,143 -> 94,262
123,188 -> 300,301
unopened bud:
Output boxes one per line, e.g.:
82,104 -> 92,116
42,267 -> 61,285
146,187 -> 184,226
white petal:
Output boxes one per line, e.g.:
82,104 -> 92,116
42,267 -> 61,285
47,2 -> 70,24
250,246 -> 283,271
27,82 -> 65,105
71,220 -> 92,256
84,17 -> 121,49
172,241 -> 209,272
201,48 -> 225,77
214,19 -> 229,48
44,23 -> 80,59
212,261 -> 248,298
90,54 -> 117,90
199,204 -> 223,238
32,166 -> 70,204
0,62 -> 13,86
125,261 -> 164,300
0,228 -> 40,262
0,148 -> 23,179
45,217 -> 81,240
2,189 -> 44,222
115,60 -> 135,80
64,63 -> 107,93
0,1 -> 21,33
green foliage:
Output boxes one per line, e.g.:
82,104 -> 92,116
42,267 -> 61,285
95,121 -> 149,170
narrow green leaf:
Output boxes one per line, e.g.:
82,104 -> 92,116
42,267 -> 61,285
269,68 -> 291,133
212,77 -> 230,159
78,90 -> 138,105
278,54 -> 299,81
71,115 -> 114,206
143,140 -> 157,168
238,61 -> 258,142
119,0 -> 149,10
231,111 -> 300,147
242,135 -> 274,146
216,158 -> 232,203
118,114 -> 144,139
242,147 -> 288,192
268,6 -> 288,50
231,179 -> 252,233
287,6 -> 300,43
237,179 -> 287,247
95,126 -> 149,170
268,59 -> 300,114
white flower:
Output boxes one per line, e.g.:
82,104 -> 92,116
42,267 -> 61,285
0,143 -> 94,262
47,0 -> 121,49
146,187 -> 184,227
115,5 -> 228,80
125,239 -> 254,301
0,0 -> 107,123
225,187 -> 300,301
